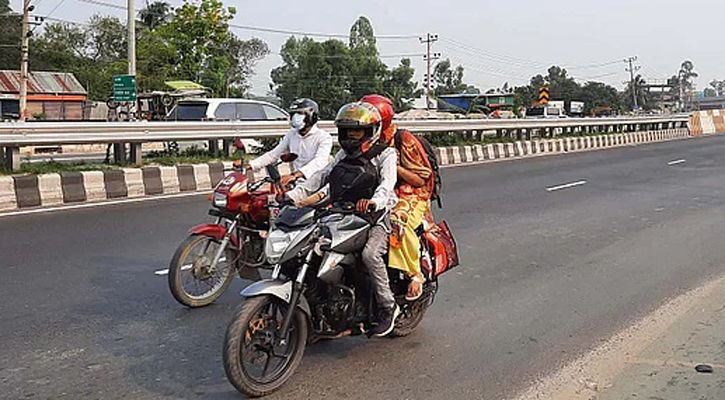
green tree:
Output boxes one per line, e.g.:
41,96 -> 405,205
0,0 -> 21,70
31,16 -> 127,100
579,81 -> 620,114
135,28 -> 177,92
271,36 -> 354,118
432,59 -> 478,96
157,0 -> 235,94
543,66 -> 580,109
709,79 -> 725,97
271,17 -> 422,117
220,36 -> 269,97
138,1 -> 171,30
678,60 -> 698,91
513,74 -> 545,112
622,74 -> 651,111
383,58 -> 422,112
347,16 -> 387,99
675,60 -> 698,110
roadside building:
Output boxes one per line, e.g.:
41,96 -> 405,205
692,95 -> 725,111
437,93 -> 515,115
0,70 -> 88,120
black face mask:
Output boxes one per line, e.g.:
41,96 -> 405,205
339,138 -> 362,156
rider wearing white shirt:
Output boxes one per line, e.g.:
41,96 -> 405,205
247,99 -> 333,188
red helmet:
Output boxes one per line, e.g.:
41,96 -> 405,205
361,94 -> 394,141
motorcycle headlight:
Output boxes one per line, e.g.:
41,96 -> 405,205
265,230 -> 292,264
212,192 -> 228,208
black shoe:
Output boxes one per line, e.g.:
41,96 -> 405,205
371,305 -> 401,337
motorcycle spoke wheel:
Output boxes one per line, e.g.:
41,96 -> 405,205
178,238 -> 232,300
168,234 -> 236,308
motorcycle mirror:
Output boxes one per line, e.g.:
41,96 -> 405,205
233,138 -> 245,152
266,164 -> 282,182
280,153 -> 298,163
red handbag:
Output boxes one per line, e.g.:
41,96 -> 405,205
424,220 -> 459,277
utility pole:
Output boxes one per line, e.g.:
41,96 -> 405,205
420,33 -> 439,110
19,0 -> 32,122
127,0 -> 136,77
624,56 -> 640,111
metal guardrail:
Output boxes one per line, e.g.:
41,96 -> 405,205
0,115 -> 690,170
0,116 -> 689,146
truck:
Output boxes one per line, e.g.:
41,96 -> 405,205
570,101 -> 585,116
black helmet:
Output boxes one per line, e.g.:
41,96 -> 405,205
288,98 -> 319,130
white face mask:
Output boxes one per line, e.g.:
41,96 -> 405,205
291,114 -> 306,131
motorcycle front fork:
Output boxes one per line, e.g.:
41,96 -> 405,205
277,250 -> 313,345
209,219 -> 238,274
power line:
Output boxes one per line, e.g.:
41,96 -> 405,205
441,37 -> 627,72
269,52 -> 424,59
572,71 -> 620,81
45,0 -> 69,19
75,0 -> 420,40
43,15 -> 89,25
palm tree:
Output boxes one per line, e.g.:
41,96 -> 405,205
677,60 -> 698,110
138,1 -> 171,30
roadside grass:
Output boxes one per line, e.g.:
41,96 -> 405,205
423,130 -> 612,147
0,146 -> 250,176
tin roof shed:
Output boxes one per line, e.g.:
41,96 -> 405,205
0,70 -> 87,96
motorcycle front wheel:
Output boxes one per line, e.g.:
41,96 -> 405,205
223,295 -> 308,398
168,234 -> 236,308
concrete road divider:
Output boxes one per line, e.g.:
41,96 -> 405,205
0,162 -> 298,213
434,128 -> 690,166
0,128 -> 692,213
689,109 -> 725,135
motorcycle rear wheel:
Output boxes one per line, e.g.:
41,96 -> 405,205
391,287 -> 433,337
168,234 -> 236,308
223,295 -> 308,397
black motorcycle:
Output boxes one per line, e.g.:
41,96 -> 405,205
222,204 -> 438,397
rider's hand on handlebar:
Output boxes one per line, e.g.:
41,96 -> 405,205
356,199 -> 376,214
279,173 -> 297,190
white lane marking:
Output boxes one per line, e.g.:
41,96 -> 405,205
155,260 -> 225,276
667,159 -> 686,165
0,190 -> 211,219
546,180 -> 588,192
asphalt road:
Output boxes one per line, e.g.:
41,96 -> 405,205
3,135 -> 725,399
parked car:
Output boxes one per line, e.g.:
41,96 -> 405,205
167,99 -> 289,122
166,99 -> 290,151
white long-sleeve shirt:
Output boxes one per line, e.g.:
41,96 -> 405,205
287,148 -> 398,212
249,125 -> 333,179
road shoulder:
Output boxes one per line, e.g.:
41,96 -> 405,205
514,274 -> 725,400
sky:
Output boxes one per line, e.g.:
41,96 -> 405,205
11,0 -> 724,96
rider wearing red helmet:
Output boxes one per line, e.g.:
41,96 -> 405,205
362,94 -> 434,301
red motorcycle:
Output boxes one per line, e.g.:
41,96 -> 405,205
168,139 -> 298,307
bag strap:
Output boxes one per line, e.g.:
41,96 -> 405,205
362,142 -> 388,161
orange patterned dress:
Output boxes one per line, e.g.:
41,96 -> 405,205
388,127 -> 434,277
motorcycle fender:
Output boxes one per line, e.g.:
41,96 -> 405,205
189,224 -> 239,247
240,279 -> 312,317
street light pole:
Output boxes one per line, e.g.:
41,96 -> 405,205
19,0 -> 32,122
127,0 -> 136,77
